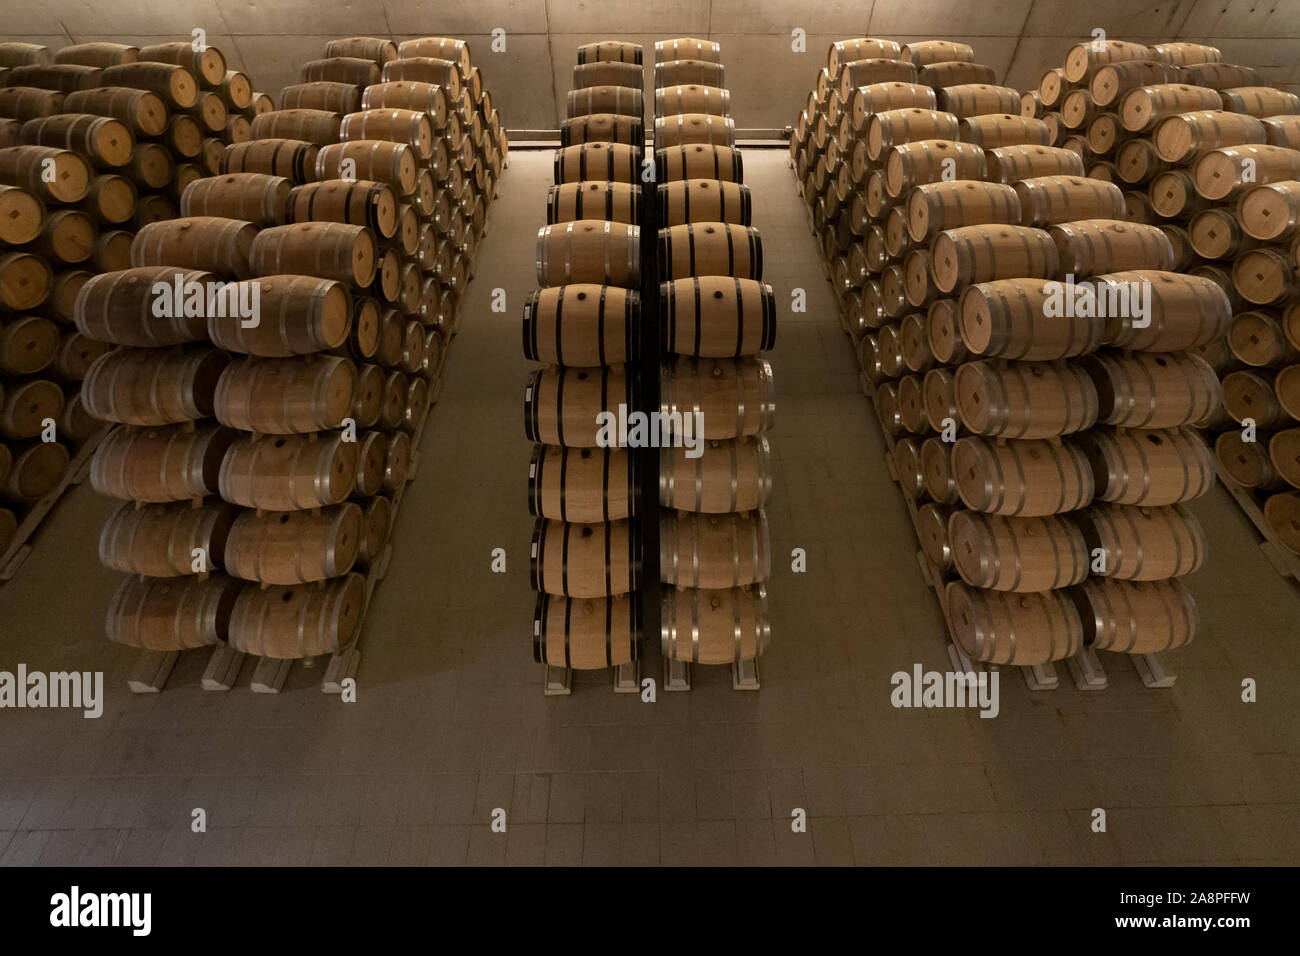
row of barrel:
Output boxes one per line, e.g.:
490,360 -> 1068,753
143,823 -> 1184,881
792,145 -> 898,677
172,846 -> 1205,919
793,37 -> 1229,668
0,37 -> 270,563
83,34 -> 505,668
523,37 -> 776,681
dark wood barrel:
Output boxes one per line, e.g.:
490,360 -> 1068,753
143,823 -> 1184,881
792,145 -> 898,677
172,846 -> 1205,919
287,179 -> 397,239
522,284 -> 639,366
279,81 -> 362,114
221,138 -> 318,184
249,222 -> 376,288
206,274 -> 351,356
131,216 -> 257,279
315,141 -> 417,197
73,265 -> 212,346
180,172 -> 290,227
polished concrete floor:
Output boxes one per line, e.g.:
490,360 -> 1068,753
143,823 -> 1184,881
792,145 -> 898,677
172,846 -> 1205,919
0,149 -> 1297,866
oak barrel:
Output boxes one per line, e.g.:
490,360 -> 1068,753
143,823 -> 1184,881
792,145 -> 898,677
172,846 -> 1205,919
227,573 -> 365,658
213,355 -> 357,434
945,582 -> 1084,665
106,574 -> 240,651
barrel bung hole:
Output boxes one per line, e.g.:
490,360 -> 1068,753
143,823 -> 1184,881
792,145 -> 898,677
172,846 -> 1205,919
1146,433 -> 1163,446
282,591 -> 293,602
576,291 -> 587,300
580,448 -> 591,459
279,514 -> 290,524
713,290 -> 723,299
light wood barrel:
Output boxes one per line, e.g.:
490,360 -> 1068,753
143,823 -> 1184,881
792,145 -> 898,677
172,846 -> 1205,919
74,265 -> 211,346
1188,206 -> 1256,260
657,179 -> 751,227
923,366 -> 961,432
546,181 -> 639,226
946,582 -> 1084,665
553,143 -> 640,184
572,61 -> 642,92
535,220 -> 639,288
952,436 -> 1093,515
1239,181 -> 1300,242
917,434 -> 956,502
106,574 -> 240,651
562,113 -> 643,147
82,347 -> 227,425
655,144 -> 743,184
1231,248 -> 1294,306
0,43 -> 51,68
949,511 -> 1089,591
356,496 -> 390,568
249,222 -> 376,288
0,145 -> 90,202
660,356 -> 774,439
655,59 -> 725,89
179,172 -> 289,227
958,278 -> 1104,359
1098,270 -> 1231,352
1193,145 -> 1300,201
532,593 -> 639,669
1076,426 -> 1215,505
917,61 -> 995,89
131,216 -> 256,279
654,113 -> 733,150
91,422 -> 234,501
660,585 -> 769,664
249,108 -> 341,146
221,138 -> 318,184
227,573 -> 365,659
530,517 -> 640,597
569,84 -> 644,118
1064,39 -> 1153,84
845,82 -> 936,134
316,141 -> 417,197
1014,175 -> 1124,227
287,180 -> 397,238
659,435 -> 770,513
1211,434 -> 1284,494
1091,60 -> 1183,107
955,360 -> 1098,439
207,274 -> 351,356
80,172 -> 137,224
578,41 -> 643,65
529,444 -> 637,523
1260,115 -> 1300,149
984,145 -> 1084,185
99,61 -> 197,108
1223,368 -> 1290,427
1079,503 -> 1206,580
865,108 -> 959,161
99,499 -> 238,577
906,181 -> 1020,242
351,427 -> 384,489
340,108 -> 434,162
397,37 -> 470,77
1265,491 -> 1300,555
224,502 -> 361,585
1048,220 -> 1173,277
1119,83 -> 1222,133
303,56 -> 381,90
28,208 -> 93,265
522,284 -> 639,366
280,81 -> 362,114
219,431 -> 358,510
938,83 -> 1019,118
1072,578 -> 1197,652
1152,110 -> 1265,164
324,36 -> 397,65
1220,86 -> 1300,118
0,378 -> 62,438
214,355 -> 356,434
18,113 -> 134,167
960,114 -> 1052,149
657,37 -> 720,63
523,365 -> 636,447
654,85 -> 729,118
1082,351 -> 1220,428
1230,310 -> 1298,367
660,510 -> 770,589
930,224 -> 1059,293
382,429 -> 409,490
661,276 -> 775,358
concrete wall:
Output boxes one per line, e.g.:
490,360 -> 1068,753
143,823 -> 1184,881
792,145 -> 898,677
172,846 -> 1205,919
3,0 -> 1299,131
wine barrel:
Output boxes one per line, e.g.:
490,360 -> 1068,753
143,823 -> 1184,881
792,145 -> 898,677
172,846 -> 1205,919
523,365 -> 636,447
397,37 -> 471,77
1239,180 -> 1300,242
984,145 -> 1084,186
954,360 -> 1098,439
563,113 -> 643,147
660,356 -> 775,440
530,517 -> 639,597
18,113 -> 134,168
106,574 -> 241,651
535,220 -> 639,288
554,143 -> 640,184
657,179 -> 751,227
1072,578 -> 1197,653
224,502 -> 361,585
546,181 -> 639,226
1099,270 -> 1231,352
1230,310 -> 1298,368
660,510 -> 769,589
177,172 -> 288,227
7,64 -> 101,92
1119,83 -> 1222,133
1193,145 -> 1300,201
1048,220 -> 1174,277
207,274 -> 351,356
98,61 -> 197,109
286,179 -> 397,239
654,113 -> 734,150
952,436 -> 1094,516
946,582 -> 1084,665
865,108 -> 959,161
661,584 -> 769,664
0,87 -> 65,123
938,83 -> 1020,119
249,222 -> 376,288
56,390 -> 100,441
657,37 -> 720,63
1224,368 -> 1291,427
661,276 -> 775,358
905,180 -> 1020,242
280,81 -> 361,114
99,498 -> 238,577
1063,39 -> 1153,84
91,422 -> 234,501
916,434 -> 956,502
654,84 -> 729,118
568,84 -> 645,119
532,593 -> 640,669
923,367 -> 960,433
131,216 -> 256,279
248,108 -> 340,147
356,495 -> 390,568
1265,491 -> 1300,555
960,114 -> 1052,149
381,430 -> 410,491
0,315 -> 58,375
1151,110 -> 1265,165
79,172 -> 136,225
655,144 -> 743,185
529,444 -> 637,523
221,138 -> 318,184
1081,351 -> 1220,428
654,59 -> 725,89
227,573 -> 365,659
1270,429 -> 1300,489
73,265 -> 211,346
324,36 -> 397,65
1217,429 -> 1284,489
214,355 -> 356,434
339,108 -> 433,161
578,41 -> 643,65
1076,426 -> 1215,505
930,224 -> 1059,293
1013,175 -> 1125,227
0,145 -> 90,203
1090,60 -> 1183,107
1079,503 -> 1206,580
315,141 -> 416,197
1231,247 -> 1294,306
219,431 -> 357,510
949,511 -> 1089,591
82,347 -> 226,426
0,43 -> 51,68
1220,86 -> 1300,118
659,435 -> 771,513
1260,115 -> 1300,150
0,378 -> 62,439
50,330 -> 110,380
572,61 -> 642,91
959,278 -> 1104,360
303,56 -> 381,89
522,284 -> 639,366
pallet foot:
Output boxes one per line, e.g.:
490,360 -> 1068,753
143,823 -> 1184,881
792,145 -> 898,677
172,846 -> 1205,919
250,657 -> 292,694
1131,652 -> 1176,689
127,650 -> 178,694
664,658 -> 691,692
1065,647 -> 1109,691
0,544 -> 32,582
201,645 -> 245,690
543,665 -> 572,696
407,450 -> 420,481
947,642 -> 981,676
732,657 -> 760,691
1259,541 -> 1299,581
1022,661 -> 1059,691
613,660 -> 640,693
321,645 -> 360,693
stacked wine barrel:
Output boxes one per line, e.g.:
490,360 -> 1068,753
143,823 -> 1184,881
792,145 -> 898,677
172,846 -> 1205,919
655,37 -> 775,672
793,37 -> 1225,669
525,39 -> 644,675
0,38 -> 267,564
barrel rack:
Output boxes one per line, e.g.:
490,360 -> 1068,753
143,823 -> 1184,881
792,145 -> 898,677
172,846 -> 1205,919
0,423 -> 112,582
125,352 -> 448,695
1214,459 -> 1300,586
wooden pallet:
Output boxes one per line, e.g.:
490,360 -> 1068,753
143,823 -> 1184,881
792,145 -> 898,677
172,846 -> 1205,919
129,340 -> 452,695
1214,460 -> 1300,585
0,426 -> 112,583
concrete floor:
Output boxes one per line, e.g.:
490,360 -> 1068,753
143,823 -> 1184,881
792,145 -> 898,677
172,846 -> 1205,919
0,149 -> 1297,866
